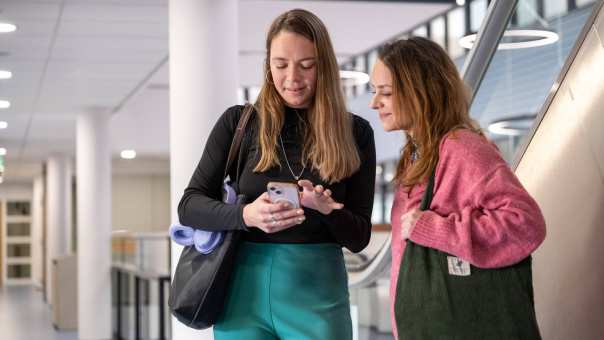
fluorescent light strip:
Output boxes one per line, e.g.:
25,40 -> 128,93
0,100 -> 10,109
0,148 -> 6,156
0,121 -> 7,129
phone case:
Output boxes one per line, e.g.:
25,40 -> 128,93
267,182 -> 300,209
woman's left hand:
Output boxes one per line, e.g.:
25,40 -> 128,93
298,180 -> 344,215
401,209 -> 422,240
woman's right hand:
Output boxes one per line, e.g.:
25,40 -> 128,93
242,192 -> 305,233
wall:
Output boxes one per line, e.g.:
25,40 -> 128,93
112,174 -> 170,233
515,5 -> 604,339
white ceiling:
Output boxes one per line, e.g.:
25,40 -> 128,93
0,0 -> 451,183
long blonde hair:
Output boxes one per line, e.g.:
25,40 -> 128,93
378,37 -> 482,189
253,9 -> 360,184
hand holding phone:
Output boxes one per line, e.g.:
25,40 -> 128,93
267,181 -> 301,209
241,182 -> 305,233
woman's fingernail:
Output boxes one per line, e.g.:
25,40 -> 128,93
298,210 -> 304,214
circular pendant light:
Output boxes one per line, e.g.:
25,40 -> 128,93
460,29 -> 559,50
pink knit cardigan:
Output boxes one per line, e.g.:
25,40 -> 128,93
389,130 -> 546,339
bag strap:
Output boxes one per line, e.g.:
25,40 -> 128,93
419,167 -> 436,211
223,104 -> 254,180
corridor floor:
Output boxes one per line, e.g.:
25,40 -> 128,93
0,285 -> 78,340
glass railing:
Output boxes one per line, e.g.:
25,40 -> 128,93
111,232 -> 171,340
471,0 -> 598,162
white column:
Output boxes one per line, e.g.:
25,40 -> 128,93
32,175 -> 45,289
45,155 -> 72,305
169,1 -> 238,339
76,111 -> 112,340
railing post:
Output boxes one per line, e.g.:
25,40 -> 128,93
134,275 -> 140,340
158,278 -> 167,340
116,269 -> 122,340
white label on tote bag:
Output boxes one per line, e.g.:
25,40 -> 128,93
447,256 -> 471,276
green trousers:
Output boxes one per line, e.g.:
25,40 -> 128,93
213,241 -> 353,340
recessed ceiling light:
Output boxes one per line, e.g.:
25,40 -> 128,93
0,121 -> 7,129
456,0 -> 466,5
0,23 -> 17,33
459,29 -> 559,50
0,100 -> 10,109
0,148 -> 6,156
120,150 -> 136,159
0,70 -> 12,79
339,70 -> 370,86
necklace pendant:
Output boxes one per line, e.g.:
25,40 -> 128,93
279,134 -> 306,182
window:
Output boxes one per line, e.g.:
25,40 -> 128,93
7,244 -> 31,257
576,0 -> 596,7
544,0 -> 568,19
517,0 -> 540,26
448,7 -> 467,59
471,0 -> 488,32
7,223 -> 30,237
412,25 -> 428,38
470,0 -> 595,162
6,201 -> 30,216
7,264 -> 31,279
430,16 -> 447,49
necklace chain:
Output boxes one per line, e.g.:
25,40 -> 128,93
278,134 -> 305,181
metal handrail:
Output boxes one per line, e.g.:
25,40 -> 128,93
347,234 -> 392,288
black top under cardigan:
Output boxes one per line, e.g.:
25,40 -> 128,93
177,105 -> 376,253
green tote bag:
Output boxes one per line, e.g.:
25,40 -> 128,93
394,169 -> 541,340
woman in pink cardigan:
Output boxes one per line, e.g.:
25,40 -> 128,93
369,37 -> 546,339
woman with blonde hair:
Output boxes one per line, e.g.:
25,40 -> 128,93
178,8 -> 376,340
369,37 -> 545,339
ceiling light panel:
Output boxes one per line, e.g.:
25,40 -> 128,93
0,70 -> 12,79
0,22 -> 17,33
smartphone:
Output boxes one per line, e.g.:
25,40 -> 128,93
267,181 -> 301,209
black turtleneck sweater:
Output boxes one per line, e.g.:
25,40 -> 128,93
177,105 -> 376,253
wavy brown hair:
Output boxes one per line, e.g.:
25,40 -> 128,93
253,9 -> 360,184
378,37 -> 482,189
